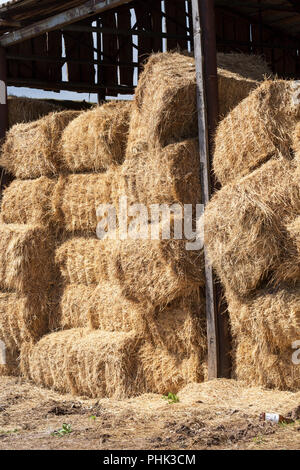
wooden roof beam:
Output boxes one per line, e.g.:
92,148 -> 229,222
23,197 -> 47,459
0,0 -> 133,47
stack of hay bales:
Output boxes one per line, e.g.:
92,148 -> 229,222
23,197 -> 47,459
0,51 -> 273,398
205,79 -> 300,391
0,110 -> 81,376
127,51 -> 271,156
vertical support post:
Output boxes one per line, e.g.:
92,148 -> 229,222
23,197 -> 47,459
192,0 -> 221,380
0,46 -> 7,140
97,18 -> 106,104
0,46 -> 8,195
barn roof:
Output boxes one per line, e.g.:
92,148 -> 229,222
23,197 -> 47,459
0,1 -> 300,37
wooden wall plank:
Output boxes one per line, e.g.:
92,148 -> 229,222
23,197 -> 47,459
165,0 -> 188,51
101,10 -> 118,95
117,7 -> 133,87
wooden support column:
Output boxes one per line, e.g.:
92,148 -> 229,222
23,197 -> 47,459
0,47 -> 7,140
0,46 -> 9,195
192,0 -> 230,379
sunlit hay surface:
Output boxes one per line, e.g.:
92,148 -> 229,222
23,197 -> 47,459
0,224 -> 56,294
26,328 -> 145,398
233,335 -> 300,392
61,101 -> 131,173
59,282 -> 148,332
0,291 -> 54,377
1,177 -> 56,226
213,80 -> 300,186
204,158 -> 300,298
52,172 -> 114,233
116,139 -> 201,208
227,285 -> 300,352
127,51 -> 271,157
0,111 -> 80,179
55,237 -> 111,286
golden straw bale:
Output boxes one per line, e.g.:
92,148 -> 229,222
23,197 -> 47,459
117,139 -> 201,207
67,330 -> 143,398
0,111 -> 80,179
205,159 -> 300,297
0,291 -> 50,348
233,336 -> 300,392
1,177 -> 56,226
27,328 -> 144,398
59,283 -> 148,332
0,224 -> 56,294
25,329 -> 87,392
217,52 -> 272,82
60,101 -> 131,173
139,344 -> 204,395
132,52 -> 198,149
107,229 -> 204,306
0,291 -> 51,377
213,80 -> 300,185
55,237 -> 110,285
139,290 -> 207,394
127,52 -> 270,156
145,289 -> 207,357
8,96 -> 61,128
227,285 -> 300,350
217,53 -> 272,117
52,173 -> 113,233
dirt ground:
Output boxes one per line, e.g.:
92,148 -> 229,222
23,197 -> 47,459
0,377 -> 299,450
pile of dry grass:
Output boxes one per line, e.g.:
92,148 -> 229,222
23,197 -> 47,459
205,158 -> 300,297
26,328 -> 144,398
116,139 -> 201,207
233,336 -> 300,391
60,101 -> 131,173
0,111 -> 80,179
52,172 -> 114,233
8,96 -> 61,128
1,177 -> 55,226
213,80 -> 300,186
0,224 -> 56,293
